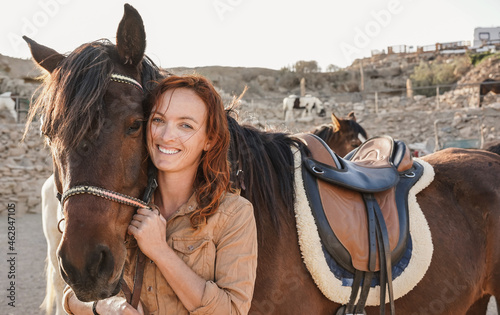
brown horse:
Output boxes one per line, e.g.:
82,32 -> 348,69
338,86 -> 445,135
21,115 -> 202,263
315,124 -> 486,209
28,5 -> 500,315
24,4 -> 162,303
311,111 -> 368,157
226,110 -> 500,314
479,78 -> 500,107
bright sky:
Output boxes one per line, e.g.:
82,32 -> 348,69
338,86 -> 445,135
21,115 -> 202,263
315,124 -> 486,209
1,0 -> 499,70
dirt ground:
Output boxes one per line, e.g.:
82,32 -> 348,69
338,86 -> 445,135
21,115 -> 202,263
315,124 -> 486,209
0,212 -> 46,315
0,212 -> 497,315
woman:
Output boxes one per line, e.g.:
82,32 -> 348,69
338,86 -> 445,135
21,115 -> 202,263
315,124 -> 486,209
63,74 -> 258,314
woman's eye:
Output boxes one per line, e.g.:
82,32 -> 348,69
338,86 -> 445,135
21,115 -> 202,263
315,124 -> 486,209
151,117 -> 163,123
181,123 -> 193,129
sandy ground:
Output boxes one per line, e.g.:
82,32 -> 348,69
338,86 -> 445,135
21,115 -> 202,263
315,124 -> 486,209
0,212 -> 497,315
0,212 -> 46,315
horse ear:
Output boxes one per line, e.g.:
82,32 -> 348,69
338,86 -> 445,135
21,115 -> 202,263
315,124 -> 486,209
23,36 -> 65,73
347,111 -> 357,122
116,4 -> 146,66
331,113 -> 341,132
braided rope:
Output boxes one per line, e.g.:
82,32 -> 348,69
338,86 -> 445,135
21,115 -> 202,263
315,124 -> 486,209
110,73 -> 143,93
61,185 -> 149,209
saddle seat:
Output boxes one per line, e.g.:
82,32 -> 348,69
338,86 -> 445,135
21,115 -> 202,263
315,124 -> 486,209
297,133 -> 423,273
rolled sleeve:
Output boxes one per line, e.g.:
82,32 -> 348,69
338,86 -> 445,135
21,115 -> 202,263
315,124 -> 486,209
190,199 -> 257,315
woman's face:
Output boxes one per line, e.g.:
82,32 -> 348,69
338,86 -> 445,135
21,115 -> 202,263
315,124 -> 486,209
148,88 -> 210,177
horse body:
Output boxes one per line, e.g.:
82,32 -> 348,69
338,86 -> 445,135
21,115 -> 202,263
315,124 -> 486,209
283,94 -> 326,122
227,112 -> 500,314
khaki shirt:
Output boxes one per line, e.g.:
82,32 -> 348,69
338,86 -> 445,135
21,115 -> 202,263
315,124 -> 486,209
123,192 -> 258,315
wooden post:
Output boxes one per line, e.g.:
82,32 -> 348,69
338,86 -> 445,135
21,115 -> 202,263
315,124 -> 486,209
375,91 -> 379,114
300,78 -> 306,97
359,61 -> 364,92
436,86 -> 440,109
406,79 -> 413,99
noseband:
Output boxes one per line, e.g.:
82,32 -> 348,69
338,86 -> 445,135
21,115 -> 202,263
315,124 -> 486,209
56,73 -> 153,210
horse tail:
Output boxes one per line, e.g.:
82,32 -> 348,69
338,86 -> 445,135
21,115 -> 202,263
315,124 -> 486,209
41,256 -> 56,315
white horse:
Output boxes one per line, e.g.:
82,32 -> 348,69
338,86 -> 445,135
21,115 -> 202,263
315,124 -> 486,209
40,174 -> 66,315
283,94 -> 326,122
0,92 -> 18,122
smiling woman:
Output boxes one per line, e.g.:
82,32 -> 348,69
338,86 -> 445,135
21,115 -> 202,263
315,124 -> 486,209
65,74 -> 258,315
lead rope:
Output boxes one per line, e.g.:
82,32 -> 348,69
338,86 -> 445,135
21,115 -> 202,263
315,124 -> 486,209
120,161 -> 158,309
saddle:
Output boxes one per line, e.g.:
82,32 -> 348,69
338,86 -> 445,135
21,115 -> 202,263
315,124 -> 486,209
297,134 -> 423,315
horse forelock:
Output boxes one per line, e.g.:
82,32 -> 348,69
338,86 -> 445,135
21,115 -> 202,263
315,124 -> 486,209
32,41 -> 116,154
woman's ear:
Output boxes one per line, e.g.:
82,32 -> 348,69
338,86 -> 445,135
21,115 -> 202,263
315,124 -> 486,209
204,142 -> 211,151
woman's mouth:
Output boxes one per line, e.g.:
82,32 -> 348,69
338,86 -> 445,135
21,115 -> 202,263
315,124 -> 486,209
158,146 -> 180,155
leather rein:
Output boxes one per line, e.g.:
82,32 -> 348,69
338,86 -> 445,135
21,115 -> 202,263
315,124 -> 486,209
55,73 -> 156,309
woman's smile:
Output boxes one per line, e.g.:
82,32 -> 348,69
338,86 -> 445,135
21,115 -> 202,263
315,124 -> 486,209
158,145 -> 180,155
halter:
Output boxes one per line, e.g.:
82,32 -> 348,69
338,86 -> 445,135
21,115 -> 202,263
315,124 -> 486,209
57,185 -> 149,208
110,73 -> 144,92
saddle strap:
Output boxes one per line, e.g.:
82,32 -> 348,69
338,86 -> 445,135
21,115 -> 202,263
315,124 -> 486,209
365,193 -> 395,315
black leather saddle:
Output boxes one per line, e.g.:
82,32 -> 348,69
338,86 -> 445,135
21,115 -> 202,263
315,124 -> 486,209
296,133 -> 424,315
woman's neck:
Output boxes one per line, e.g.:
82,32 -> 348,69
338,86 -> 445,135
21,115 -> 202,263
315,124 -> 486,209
155,172 -> 195,219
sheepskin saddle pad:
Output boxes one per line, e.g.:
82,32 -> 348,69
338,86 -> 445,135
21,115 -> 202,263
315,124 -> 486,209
293,133 -> 434,307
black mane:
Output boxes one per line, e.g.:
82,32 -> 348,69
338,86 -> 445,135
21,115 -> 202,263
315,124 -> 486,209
226,111 -> 300,233
29,40 -> 161,152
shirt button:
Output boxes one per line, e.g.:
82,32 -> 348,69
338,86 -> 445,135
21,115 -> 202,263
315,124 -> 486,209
188,245 -> 194,251
150,260 -> 154,264
188,206 -> 193,210
147,286 -> 153,292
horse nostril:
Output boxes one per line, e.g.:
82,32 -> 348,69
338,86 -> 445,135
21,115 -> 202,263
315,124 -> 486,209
88,245 -> 115,280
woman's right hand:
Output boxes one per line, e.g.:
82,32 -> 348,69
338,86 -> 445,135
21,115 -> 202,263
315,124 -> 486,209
68,293 -> 143,315
95,296 -> 144,315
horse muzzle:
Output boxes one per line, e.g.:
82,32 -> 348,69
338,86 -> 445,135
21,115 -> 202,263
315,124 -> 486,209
58,243 -> 123,301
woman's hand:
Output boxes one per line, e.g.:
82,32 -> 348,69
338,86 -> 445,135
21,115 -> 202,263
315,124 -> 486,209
128,207 -> 168,261
67,293 -> 143,315
95,296 -> 144,315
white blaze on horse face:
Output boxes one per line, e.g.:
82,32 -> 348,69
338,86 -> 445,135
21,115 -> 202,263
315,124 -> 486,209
358,133 -> 367,143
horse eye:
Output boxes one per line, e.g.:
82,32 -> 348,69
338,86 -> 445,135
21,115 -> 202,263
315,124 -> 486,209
127,120 -> 143,134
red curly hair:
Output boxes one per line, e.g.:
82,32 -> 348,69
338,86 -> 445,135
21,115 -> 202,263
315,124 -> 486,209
147,74 -> 232,227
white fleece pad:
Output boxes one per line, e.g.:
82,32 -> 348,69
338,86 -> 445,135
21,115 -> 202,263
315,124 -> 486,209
292,147 -> 434,306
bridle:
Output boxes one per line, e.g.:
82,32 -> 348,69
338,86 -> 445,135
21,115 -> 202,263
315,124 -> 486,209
54,73 -> 156,309
55,73 -> 150,210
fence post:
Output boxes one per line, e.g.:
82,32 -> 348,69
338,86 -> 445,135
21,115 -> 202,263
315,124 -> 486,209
14,96 -> 20,123
436,86 -> 440,110
375,91 -> 379,114
406,79 -> 413,99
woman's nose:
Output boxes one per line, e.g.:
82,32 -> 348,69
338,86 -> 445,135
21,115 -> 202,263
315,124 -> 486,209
156,124 -> 177,141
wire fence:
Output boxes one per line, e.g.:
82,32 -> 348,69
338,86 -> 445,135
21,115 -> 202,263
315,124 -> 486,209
1,80 -> 499,123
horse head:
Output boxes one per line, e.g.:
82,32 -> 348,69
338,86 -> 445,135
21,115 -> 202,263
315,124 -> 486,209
312,112 -> 368,157
24,4 -> 160,302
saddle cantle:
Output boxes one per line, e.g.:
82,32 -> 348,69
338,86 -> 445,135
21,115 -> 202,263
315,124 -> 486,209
296,133 -> 424,314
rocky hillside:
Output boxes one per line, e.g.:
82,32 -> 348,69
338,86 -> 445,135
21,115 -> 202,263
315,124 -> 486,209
1,51 -> 500,215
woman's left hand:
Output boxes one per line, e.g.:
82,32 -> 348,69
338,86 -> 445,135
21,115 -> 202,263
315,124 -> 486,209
128,206 -> 167,261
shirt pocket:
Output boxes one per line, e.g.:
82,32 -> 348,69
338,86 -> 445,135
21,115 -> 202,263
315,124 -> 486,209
171,237 -> 215,279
